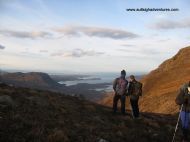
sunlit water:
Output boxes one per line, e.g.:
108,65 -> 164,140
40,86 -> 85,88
58,72 -> 143,92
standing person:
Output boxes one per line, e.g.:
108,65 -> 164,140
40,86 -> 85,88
175,81 -> 190,142
128,75 -> 142,118
113,70 -> 128,115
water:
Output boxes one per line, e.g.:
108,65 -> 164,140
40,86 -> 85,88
59,73 -> 116,85
58,72 -> 143,92
90,85 -> 113,92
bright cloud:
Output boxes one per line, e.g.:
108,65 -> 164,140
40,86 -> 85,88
51,48 -> 105,58
150,17 -> 190,30
54,25 -> 139,40
0,29 -> 53,39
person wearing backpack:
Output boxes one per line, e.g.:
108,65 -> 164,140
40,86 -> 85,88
113,70 -> 128,115
128,75 -> 142,118
175,81 -> 190,142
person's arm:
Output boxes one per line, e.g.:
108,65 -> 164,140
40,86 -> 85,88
175,88 -> 184,105
113,78 -> 117,92
128,82 -> 132,96
124,80 -> 128,95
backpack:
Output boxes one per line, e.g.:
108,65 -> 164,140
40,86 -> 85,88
114,78 -> 128,96
129,81 -> 142,96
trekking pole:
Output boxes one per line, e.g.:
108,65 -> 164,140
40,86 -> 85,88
172,104 -> 183,142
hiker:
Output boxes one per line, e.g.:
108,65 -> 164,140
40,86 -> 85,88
113,70 -> 128,115
128,75 -> 142,118
175,81 -> 190,142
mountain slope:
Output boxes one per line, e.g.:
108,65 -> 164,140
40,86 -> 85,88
0,72 -> 60,89
0,83 -> 179,142
140,46 -> 190,114
0,72 -> 108,101
100,46 -> 190,114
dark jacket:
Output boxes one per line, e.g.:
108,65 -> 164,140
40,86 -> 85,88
175,83 -> 190,112
128,80 -> 142,100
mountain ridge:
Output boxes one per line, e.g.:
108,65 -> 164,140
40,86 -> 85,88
100,46 -> 190,114
0,72 -> 109,101
0,72 -> 59,87
140,46 -> 190,114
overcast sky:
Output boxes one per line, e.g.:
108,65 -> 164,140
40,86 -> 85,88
0,0 -> 189,74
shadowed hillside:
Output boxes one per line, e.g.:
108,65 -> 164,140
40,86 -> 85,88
0,83 -> 182,142
0,72 -> 108,101
0,72 -> 61,90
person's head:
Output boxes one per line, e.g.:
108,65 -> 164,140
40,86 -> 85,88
129,75 -> 135,82
120,70 -> 126,78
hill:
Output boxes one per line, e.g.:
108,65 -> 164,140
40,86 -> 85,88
0,83 -> 180,142
100,46 -> 190,114
140,46 -> 190,114
0,72 -> 60,90
0,72 -> 107,101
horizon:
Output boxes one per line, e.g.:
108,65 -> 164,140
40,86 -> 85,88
0,0 -> 190,73
0,68 -> 147,76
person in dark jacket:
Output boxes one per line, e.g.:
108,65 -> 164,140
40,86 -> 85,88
175,81 -> 190,142
113,70 -> 128,115
128,75 -> 142,118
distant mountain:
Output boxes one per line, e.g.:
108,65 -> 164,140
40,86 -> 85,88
101,46 -> 190,114
0,72 -> 107,101
0,83 -> 179,142
0,72 -> 61,90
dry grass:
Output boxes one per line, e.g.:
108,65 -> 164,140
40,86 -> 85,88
0,84 -> 182,142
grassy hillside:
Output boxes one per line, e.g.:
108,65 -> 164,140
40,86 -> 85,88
0,83 -> 182,142
140,46 -> 190,114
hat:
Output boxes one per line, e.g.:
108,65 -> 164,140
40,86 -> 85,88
121,70 -> 126,75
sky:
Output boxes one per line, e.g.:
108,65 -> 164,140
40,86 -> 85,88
0,0 -> 190,74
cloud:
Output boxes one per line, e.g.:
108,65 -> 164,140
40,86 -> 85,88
150,18 -> 190,30
0,44 -> 6,50
121,44 -> 136,47
0,29 -> 53,39
118,46 -> 162,55
157,38 -> 170,42
39,50 -> 48,53
117,48 -> 136,53
51,48 -> 105,58
54,25 -> 139,39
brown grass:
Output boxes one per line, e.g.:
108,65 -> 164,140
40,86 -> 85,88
0,84 -> 182,142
